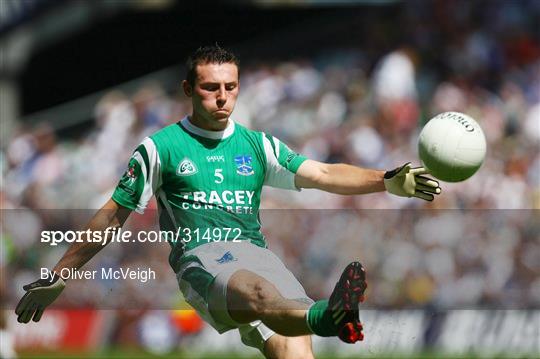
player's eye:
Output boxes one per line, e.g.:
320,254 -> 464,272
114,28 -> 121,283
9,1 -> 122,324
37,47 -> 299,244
201,84 -> 219,91
226,84 -> 237,91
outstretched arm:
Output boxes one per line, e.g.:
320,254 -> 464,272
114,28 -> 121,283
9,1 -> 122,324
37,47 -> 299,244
295,160 -> 386,195
52,198 -> 132,275
15,198 -> 132,323
295,160 -> 441,201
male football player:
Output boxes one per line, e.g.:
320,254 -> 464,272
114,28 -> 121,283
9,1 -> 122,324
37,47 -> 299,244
16,45 -> 440,359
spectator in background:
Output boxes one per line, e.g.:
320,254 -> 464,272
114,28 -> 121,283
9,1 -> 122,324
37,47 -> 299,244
91,91 -> 136,192
372,46 -> 420,141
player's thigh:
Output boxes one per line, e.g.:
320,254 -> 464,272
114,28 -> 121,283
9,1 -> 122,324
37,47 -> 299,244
227,269 -> 283,323
264,334 -> 314,359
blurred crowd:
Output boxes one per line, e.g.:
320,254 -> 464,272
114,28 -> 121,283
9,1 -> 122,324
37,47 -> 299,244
1,0 -> 539,348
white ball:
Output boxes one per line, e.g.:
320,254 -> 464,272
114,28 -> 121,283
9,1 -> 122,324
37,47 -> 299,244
418,112 -> 486,182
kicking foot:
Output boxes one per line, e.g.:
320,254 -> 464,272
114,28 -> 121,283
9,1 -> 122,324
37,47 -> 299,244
328,261 -> 367,343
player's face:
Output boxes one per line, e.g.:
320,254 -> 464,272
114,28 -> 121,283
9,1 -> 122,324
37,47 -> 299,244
183,62 -> 239,131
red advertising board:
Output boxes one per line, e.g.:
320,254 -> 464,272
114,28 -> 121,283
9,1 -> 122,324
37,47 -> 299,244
11,309 -> 107,351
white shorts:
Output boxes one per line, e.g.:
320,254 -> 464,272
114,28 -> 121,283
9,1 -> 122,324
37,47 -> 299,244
176,241 -> 313,351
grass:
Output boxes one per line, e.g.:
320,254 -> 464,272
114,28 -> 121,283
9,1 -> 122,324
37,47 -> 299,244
17,349 -> 525,359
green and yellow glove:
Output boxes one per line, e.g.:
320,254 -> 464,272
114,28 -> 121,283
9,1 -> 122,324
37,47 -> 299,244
384,163 -> 441,201
15,272 -> 66,323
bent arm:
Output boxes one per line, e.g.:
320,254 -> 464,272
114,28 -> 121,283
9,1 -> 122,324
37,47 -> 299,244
52,198 -> 132,277
294,159 -> 386,195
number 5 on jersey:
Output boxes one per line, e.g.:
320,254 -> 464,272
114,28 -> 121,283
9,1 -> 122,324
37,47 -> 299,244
214,169 -> 224,184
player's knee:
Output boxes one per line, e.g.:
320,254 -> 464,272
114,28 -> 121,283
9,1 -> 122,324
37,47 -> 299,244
228,271 -> 282,320
282,346 -> 314,359
249,279 -> 280,316
264,335 -> 314,359
293,337 -> 314,359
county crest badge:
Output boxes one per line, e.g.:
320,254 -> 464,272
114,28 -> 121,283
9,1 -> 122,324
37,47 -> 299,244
117,158 -> 140,195
177,158 -> 198,176
125,163 -> 137,185
234,155 -> 254,176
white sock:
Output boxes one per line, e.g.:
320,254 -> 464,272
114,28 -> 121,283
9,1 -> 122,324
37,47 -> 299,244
0,329 -> 17,359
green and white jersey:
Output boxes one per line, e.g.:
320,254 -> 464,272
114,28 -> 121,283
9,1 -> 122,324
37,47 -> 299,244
112,117 -> 307,271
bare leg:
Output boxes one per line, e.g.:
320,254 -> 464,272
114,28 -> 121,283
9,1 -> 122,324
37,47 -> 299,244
226,270 -> 312,336
263,334 -> 314,359
225,261 -> 367,345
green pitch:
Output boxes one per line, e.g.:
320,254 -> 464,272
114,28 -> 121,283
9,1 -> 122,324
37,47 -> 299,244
18,349 -> 520,359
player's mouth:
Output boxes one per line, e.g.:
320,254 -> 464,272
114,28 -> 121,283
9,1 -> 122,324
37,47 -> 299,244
212,109 -> 230,119
213,109 -> 230,118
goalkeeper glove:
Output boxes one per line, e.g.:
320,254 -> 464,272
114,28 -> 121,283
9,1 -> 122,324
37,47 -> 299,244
384,162 -> 441,201
15,272 -> 65,323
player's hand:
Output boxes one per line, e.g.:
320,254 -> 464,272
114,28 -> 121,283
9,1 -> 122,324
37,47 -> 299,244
15,272 -> 66,323
383,162 -> 441,201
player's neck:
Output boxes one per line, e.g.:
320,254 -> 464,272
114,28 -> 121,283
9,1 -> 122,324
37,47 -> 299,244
188,114 -> 229,131
182,116 -> 235,140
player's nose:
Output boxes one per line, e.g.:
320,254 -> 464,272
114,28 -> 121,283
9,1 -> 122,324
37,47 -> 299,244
217,85 -> 227,102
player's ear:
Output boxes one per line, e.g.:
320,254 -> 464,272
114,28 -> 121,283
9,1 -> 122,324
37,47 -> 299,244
182,80 -> 192,97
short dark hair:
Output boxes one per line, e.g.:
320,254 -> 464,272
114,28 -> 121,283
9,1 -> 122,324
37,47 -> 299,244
185,45 -> 239,86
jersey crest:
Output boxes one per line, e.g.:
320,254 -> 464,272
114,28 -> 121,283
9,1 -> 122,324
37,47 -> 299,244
234,155 -> 254,176
177,158 -> 198,176
117,157 -> 141,195
125,162 -> 138,185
